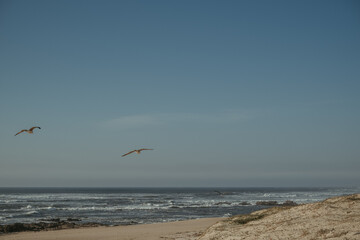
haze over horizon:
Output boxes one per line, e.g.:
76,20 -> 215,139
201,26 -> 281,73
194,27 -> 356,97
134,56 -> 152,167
0,0 -> 359,187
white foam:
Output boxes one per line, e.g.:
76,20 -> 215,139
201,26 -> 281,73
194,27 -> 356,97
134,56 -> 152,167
25,210 -> 38,215
20,205 -> 33,210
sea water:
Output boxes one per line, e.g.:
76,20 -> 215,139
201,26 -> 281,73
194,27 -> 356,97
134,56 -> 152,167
0,187 -> 358,225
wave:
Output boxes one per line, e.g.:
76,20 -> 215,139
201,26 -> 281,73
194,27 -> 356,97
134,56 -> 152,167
2,199 -> 299,214
1,187 -> 357,226
25,210 -> 38,215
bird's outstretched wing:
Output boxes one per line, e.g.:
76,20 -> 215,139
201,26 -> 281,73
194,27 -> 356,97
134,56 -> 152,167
15,130 -> 26,136
29,126 -> 41,131
122,150 -> 136,157
139,148 -> 154,151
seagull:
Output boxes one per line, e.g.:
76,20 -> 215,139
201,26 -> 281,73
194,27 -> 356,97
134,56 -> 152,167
122,148 -> 154,157
15,126 -> 41,136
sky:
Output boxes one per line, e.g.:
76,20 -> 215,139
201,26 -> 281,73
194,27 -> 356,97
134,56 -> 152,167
0,0 -> 359,187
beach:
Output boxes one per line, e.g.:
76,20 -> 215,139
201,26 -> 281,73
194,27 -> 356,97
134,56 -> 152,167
0,217 -> 222,240
1,187 -> 356,227
199,193 -> 360,240
1,193 -> 359,240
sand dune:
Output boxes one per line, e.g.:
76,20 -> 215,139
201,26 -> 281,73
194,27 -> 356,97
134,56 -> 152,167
199,193 -> 360,240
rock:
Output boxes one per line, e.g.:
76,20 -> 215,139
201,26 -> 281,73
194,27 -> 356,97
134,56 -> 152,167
281,200 -> 298,206
0,220 -> 104,233
0,223 -> 27,233
255,200 -> 278,206
67,218 -> 81,222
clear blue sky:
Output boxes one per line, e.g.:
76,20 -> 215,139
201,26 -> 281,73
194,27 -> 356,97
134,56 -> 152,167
0,0 -> 359,187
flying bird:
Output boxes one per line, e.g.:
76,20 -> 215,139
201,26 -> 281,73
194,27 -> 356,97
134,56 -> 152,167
15,127 -> 41,136
122,148 -> 154,157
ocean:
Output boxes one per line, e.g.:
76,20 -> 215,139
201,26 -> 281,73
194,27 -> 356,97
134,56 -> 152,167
0,187 -> 358,226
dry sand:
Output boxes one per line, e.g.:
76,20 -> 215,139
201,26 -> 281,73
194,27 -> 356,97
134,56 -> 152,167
0,218 -> 223,240
199,193 -> 360,240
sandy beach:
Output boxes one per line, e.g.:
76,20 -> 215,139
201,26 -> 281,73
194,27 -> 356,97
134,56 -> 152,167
199,193 -> 360,240
1,193 -> 359,240
0,217 -> 223,240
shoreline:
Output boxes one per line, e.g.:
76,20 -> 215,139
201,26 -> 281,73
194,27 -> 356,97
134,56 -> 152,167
0,217 -> 225,240
1,186 -> 356,231
0,200 -> 298,234
1,193 -> 359,240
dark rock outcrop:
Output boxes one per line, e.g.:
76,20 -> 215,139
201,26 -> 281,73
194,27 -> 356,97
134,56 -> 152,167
0,220 -> 103,234
256,201 -> 279,206
281,200 -> 298,206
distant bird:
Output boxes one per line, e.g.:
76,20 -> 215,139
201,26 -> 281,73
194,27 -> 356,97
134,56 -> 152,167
15,127 -> 41,136
122,148 -> 154,157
